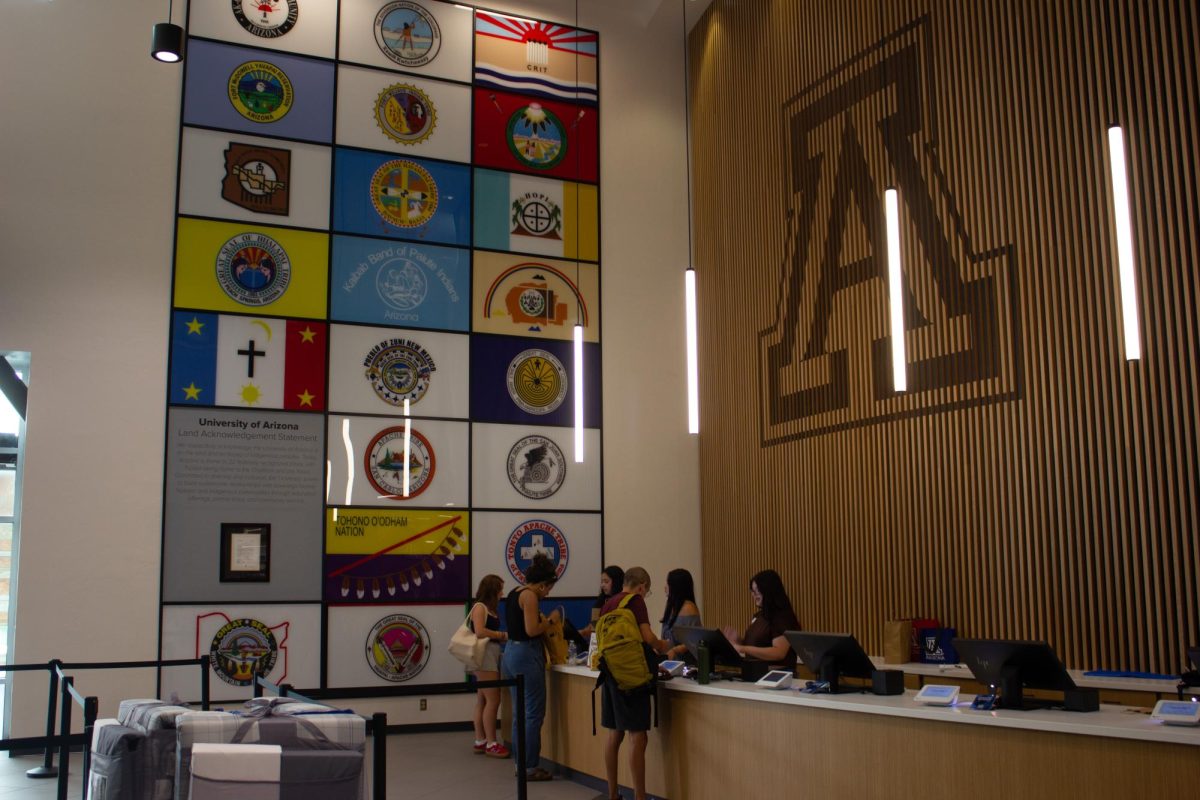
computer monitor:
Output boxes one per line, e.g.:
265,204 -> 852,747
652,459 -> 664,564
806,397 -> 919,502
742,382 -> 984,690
954,638 -> 1076,710
672,626 -> 744,668
561,617 -> 588,651
784,632 -> 875,694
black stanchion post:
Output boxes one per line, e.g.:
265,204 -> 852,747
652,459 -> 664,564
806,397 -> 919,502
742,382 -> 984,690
81,696 -> 98,800
253,674 -> 263,699
516,674 -> 527,800
27,660 -> 61,779
280,683 -> 293,698
200,655 -> 211,710
56,676 -> 72,800
371,712 -> 387,800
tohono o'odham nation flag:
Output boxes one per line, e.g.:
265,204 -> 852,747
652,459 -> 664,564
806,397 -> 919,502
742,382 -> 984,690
473,12 -> 597,106
473,169 -> 597,261
472,88 -> 598,182
169,311 -> 327,410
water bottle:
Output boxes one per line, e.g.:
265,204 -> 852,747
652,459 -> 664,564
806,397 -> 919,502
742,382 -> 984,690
567,641 -> 578,665
697,640 -> 711,685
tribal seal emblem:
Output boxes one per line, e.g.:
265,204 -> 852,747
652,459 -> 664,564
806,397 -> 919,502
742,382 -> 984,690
508,103 -> 567,169
233,0 -> 299,38
215,232 -> 291,306
507,435 -> 566,499
506,349 -> 567,415
222,142 -> 290,215
505,520 -> 569,584
210,618 -> 278,686
366,614 -> 430,682
376,83 -> 437,145
365,425 -> 436,499
363,338 -> 437,406
376,253 -> 430,312
228,61 -> 294,123
511,192 -> 562,240
375,1 -> 441,68
371,159 -> 439,228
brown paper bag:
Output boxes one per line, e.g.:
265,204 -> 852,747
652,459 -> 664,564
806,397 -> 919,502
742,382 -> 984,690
883,620 -> 912,664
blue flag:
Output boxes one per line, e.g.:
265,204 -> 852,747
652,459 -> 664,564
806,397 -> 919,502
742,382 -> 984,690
333,149 -> 471,247
183,39 -> 334,144
470,334 -> 601,427
330,236 -> 470,331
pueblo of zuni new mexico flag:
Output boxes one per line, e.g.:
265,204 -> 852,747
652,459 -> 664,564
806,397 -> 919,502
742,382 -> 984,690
472,88 -> 598,182
473,12 -> 597,106
169,311 -> 327,410
473,169 -> 597,261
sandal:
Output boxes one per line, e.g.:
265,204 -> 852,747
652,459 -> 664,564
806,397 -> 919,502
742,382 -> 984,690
526,767 -> 553,782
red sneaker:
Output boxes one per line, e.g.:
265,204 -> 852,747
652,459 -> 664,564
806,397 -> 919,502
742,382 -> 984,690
473,740 -> 487,754
485,742 -> 510,759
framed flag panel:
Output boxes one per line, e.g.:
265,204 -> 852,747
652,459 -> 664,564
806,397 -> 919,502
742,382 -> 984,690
161,2 -> 601,699
188,0 -> 339,59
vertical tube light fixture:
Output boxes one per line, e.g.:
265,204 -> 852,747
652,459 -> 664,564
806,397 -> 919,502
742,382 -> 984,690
1107,126 -> 1142,361
685,269 -> 700,433
402,398 -> 411,497
574,323 -> 585,462
884,188 -> 907,392
681,0 -> 700,433
572,0 -> 585,463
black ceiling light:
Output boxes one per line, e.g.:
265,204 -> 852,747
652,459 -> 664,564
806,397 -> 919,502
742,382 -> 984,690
151,0 -> 184,63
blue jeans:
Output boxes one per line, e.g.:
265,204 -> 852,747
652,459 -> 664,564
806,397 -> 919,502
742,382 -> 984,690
501,639 -> 546,770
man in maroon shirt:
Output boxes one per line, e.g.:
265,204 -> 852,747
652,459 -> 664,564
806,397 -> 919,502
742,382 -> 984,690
596,567 -> 669,800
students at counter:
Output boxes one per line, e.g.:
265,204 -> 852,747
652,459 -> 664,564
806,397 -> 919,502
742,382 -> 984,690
660,569 -> 702,660
721,569 -> 800,669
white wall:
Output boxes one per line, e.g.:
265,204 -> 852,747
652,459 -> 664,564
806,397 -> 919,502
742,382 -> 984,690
0,0 -> 698,735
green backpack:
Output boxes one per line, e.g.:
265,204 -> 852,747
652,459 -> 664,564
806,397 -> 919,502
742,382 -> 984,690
592,594 -> 653,691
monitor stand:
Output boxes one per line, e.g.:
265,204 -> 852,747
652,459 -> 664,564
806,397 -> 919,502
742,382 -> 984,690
997,668 -> 1054,711
819,657 -> 855,694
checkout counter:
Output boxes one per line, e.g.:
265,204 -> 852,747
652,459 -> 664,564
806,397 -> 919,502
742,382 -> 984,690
536,663 -> 1200,799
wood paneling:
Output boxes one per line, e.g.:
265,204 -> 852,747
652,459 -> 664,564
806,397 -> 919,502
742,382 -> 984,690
690,0 -> 1200,672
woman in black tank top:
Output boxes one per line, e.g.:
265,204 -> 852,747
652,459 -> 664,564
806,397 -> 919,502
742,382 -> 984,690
499,553 -> 559,781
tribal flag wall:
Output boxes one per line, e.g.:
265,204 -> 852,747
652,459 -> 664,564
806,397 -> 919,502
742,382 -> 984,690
162,1 -> 602,700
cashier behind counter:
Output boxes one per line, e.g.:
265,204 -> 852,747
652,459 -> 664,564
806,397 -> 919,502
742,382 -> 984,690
721,569 -> 801,673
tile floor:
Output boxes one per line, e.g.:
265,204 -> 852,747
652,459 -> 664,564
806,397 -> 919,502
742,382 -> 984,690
0,731 -> 607,800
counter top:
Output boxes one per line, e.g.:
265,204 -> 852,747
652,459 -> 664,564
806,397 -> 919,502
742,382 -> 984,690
552,664 -> 1200,746
874,656 -> 1195,695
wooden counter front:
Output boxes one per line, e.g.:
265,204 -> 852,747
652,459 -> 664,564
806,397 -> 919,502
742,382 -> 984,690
537,667 -> 1200,800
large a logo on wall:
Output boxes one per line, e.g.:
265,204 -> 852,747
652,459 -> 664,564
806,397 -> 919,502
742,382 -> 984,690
507,435 -> 566,499
366,613 -> 430,681
209,618 -> 279,686
506,519 -> 568,583
216,232 -> 291,305
506,349 -> 567,414
365,425 -> 436,499
375,1 -> 441,68
757,18 -> 1019,445
233,1 -> 299,38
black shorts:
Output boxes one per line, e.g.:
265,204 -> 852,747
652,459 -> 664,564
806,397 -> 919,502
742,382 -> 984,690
600,677 -> 651,732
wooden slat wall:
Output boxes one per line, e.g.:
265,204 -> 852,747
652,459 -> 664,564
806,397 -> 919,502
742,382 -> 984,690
689,0 -> 1200,672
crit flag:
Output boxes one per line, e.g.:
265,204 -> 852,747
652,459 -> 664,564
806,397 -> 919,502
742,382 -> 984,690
169,311 -> 327,410
474,12 -> 597,105
472,88 -> 598,182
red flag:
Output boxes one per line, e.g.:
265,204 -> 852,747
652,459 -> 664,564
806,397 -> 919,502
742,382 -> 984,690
284,320 -> 327,411
473,88 -> 598,183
